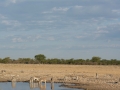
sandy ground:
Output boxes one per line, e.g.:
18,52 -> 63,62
0,64 -> 120,90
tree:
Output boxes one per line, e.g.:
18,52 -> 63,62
110,59 -> 117,65
0,58 -> 2,63
2,57 -> 11,63
91,56 -> 101,65
34,54 -> 46,64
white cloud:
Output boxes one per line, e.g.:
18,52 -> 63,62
52,7 -> 69,12
30,20 -> 54,25
42,11 -> 52,14
9,34 -> 42,43
1,20 -> 21,27
2,0 -> 26,6
42,7 -> 69,14
74,5 -> 83,9
2,20 -> 10,25
12,37 -> 23,42
75,36 -> 85,39
66,5 -> 117,19
97,30 -> 109,34
3,0 -> 16,6
112,10 -> 120,14
94,30 -> 109,38
0,14 -> 7,19
95,28 -> 109,34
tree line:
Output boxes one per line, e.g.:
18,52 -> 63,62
0,54 -> 120,65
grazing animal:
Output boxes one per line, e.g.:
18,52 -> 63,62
63,75 -> 79,83
39,77 -> 47,84
30,76 -> 40,83
63,76 -> 71,83
71,76 -> 79,81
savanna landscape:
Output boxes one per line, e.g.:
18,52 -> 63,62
0,54 -> 120,90
1,0 -> 120,90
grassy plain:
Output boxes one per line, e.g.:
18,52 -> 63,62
0,64 -> 120,76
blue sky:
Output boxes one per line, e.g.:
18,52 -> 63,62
0,0 -> 120,60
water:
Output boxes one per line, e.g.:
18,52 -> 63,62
0,82 -> 83,90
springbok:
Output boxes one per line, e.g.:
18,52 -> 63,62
30,76 -> 40,83
71,75 -> 79,81
63,76 -> 71,83
39,77 -> 47,84
63,75 -> 79,83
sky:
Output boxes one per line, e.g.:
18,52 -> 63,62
0,0 -> 120,60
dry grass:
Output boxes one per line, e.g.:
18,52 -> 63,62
0,64 -> 120,77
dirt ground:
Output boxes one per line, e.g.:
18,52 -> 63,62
0,64 -> 120,90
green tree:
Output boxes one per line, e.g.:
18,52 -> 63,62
34,54 -> 46,64
110,59 -> 117,65
0,58 -> 2,63
2,57 -> 11,63
100,59 -> 108,65
91,56 -> 101,65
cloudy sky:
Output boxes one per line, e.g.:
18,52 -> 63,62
0,0 -> 120,59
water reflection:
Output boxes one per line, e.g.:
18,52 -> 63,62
29,82 -> 47,90
0,82 -> 82,90
29,82 -> 39,89
39,84 -> 46,90
51,82 -> 54,90
29,82 -> 54,90
11,81 -> 16,88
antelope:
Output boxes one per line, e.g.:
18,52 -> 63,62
71,75 -> 79,81
63,76 -> 71,83
39,77 -> 47,84
63,75 -> 79,83
30,76 -> 40,83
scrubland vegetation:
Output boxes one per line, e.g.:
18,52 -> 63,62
0,54 -> 120,65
